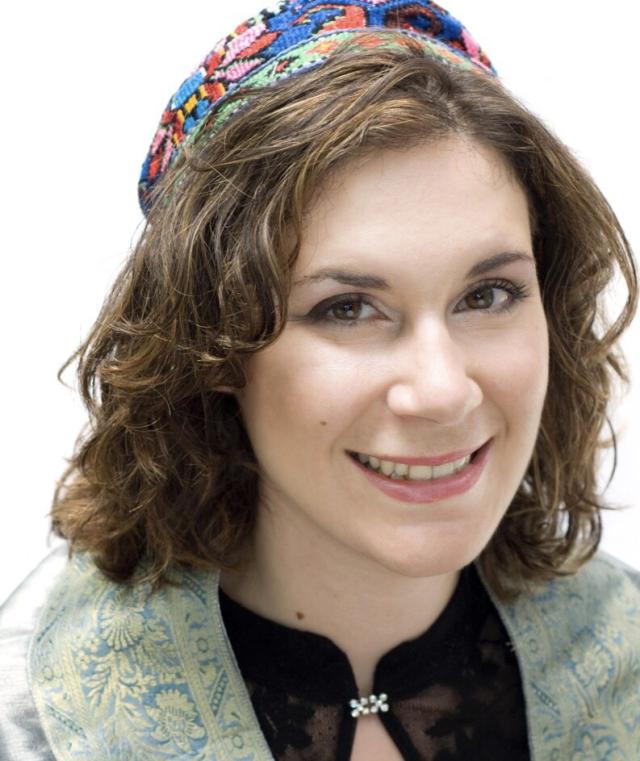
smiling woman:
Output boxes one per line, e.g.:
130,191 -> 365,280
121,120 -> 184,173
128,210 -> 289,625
234,139 -> 549,599
1,2 -> 639,760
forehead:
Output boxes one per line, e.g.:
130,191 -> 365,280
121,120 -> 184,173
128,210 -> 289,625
296,137 -> 532,278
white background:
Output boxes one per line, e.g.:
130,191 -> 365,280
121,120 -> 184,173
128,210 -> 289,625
1,1 -> 638,604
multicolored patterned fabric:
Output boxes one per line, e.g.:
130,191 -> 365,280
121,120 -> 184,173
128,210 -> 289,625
138,0 -> 495,215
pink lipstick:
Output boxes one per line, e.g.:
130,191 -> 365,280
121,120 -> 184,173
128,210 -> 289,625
349,438 -> 492,504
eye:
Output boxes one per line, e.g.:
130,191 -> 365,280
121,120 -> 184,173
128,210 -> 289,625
454,278 -> 530,314
305,294 -> 380,326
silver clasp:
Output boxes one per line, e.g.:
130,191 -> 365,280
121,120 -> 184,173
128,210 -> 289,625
349,693 -> 390,718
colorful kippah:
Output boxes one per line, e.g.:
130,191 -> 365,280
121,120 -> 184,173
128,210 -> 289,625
139,0 -> 495,215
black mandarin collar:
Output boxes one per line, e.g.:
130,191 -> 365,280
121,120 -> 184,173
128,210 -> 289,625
218,563 -> 490,704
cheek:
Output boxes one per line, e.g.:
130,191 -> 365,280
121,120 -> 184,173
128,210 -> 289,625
238,335 -> 369,442
485,321 -> 549,427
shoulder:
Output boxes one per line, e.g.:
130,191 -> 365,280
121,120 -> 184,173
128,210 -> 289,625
554,550 -> 640,634
487,551 -> 640,758
576,549 -> 640,589
494,548 -> 640,616
26,550 -> 271,760
555,549 -> 640,613
482,549 -> 640,633
0,544 -> 68,761
501,549 -> 640,641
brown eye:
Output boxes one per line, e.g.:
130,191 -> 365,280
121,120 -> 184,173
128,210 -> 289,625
454,278 -> 530,316
305,294 -> 380,326
465,286 -> 496,309
330,299 -> 363,320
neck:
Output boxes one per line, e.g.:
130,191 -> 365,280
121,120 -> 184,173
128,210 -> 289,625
220,504 -> 460,694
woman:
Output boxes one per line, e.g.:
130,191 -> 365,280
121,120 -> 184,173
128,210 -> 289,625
1,1 -> 638,759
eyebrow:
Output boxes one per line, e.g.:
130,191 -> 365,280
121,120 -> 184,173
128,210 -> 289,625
293,251 -> 535,290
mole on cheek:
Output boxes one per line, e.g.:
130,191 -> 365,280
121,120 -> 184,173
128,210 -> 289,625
296,611 -> 305,621
320,421 -> 327,426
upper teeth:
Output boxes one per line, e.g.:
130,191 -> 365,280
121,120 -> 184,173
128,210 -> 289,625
356,452 -> 471,480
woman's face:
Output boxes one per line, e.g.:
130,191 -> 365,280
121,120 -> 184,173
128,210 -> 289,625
235,137 -> 549,578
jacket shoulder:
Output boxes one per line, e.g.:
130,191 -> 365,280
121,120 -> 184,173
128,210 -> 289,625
489,549 -> 640,760
591,550 -> 640,591
569,549 -> 640,605
28,549 -> 272,761
0,544 -> 68,761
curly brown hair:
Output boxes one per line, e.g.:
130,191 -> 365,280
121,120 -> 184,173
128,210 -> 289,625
52,35 -> 637,601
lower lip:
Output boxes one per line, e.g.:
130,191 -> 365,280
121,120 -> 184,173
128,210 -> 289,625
349,439 -> 492,504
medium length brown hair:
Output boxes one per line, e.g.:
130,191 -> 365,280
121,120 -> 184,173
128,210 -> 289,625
52,36 -> 637,600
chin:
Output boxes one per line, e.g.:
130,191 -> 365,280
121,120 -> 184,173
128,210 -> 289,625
365,532 -> 489,579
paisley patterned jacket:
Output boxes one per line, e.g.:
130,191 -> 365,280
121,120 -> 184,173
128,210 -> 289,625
0,545 -> 638,760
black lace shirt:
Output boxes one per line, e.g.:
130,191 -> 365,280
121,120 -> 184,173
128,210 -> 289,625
219,564 -> 530,760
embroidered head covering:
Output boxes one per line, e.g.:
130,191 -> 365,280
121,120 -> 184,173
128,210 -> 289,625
138,0 -> 495,215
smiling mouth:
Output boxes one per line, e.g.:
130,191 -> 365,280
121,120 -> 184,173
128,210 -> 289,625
347,447 -> 483,482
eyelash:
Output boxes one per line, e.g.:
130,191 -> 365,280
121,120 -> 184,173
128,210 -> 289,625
305,278 -> 531,327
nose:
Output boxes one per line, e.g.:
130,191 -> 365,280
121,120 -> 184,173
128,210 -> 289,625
385,320 -> 483,425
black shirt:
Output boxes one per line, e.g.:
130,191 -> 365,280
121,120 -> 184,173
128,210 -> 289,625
219,564 -> 530,760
